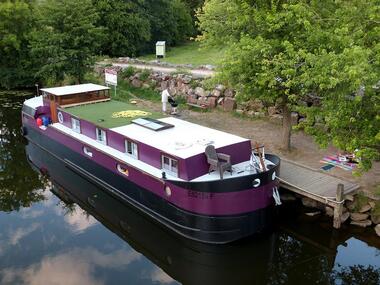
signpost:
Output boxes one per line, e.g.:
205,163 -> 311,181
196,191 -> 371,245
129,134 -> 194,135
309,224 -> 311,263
105,68 -> 117,96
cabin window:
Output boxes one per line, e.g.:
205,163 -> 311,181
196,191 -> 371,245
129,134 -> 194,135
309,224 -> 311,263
71,118 -> 81,133
96,128 -> 107,145
125,140 -> 138,159
161,155 -> 178,177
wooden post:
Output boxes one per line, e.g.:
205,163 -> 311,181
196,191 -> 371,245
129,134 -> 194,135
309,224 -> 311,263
333,184 -> 344,229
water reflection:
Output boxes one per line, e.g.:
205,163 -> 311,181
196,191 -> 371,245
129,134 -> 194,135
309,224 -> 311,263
0,93 -> 379,285
0,95 -> 44,211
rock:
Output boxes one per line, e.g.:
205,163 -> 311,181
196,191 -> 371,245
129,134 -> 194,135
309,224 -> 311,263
215,84 -> 225,92
281,193 -> 297,201
142,83 -> 150,89
223,97 -> 237,112
291,112 -> 299,126
183,75 -> 192,84
207,97 -> 217,108
254,112 -> 265,118
359,204 -> 372,213
268,106 -> 277,116
217,98 -> 224,105
302,197 -> 318,208
305,211 -> 321,217
160,81 -> 168,90
350,219 -> 372,227
131,78 -> 142,88
369,201 -> 376,209
345,194 -> 355,202
187,95 -> 198,104
325,206 -> 334,217
341,212 -> 350,223
236,109 -> 244,115
211,89 -> 222,98
375,224 -> 380,237
195,87 -> 206,97
371,214 -> 380,225
224,88 -> 235,98
350,212 -> 369,221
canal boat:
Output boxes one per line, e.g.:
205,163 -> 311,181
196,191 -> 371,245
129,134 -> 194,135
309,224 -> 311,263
21,83 -> 281,243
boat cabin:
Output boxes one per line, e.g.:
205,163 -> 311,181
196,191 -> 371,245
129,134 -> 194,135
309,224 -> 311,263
40,84 -> 110,122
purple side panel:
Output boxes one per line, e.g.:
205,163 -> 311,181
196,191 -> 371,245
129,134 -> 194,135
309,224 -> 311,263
184,154 -> 208,181
167,181 -> 275,215
217,140 -> 251,164
27,121 -> 275,215
106,129 -> 126,153
138,143 -> 162,169
80,120 -> 97,139
184,140 -> 252,180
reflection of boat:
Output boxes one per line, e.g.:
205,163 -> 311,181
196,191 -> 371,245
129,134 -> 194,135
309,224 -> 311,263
22,84 -> 281,243
25,141 -> 275,285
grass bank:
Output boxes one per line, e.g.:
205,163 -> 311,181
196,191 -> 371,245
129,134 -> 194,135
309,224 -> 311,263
138,41 -> 225,67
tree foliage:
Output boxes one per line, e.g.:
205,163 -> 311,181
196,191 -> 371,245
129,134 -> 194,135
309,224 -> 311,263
93,0 -> 150,57
197,0 -> 379,170
30,0 -> 104,84
0,0 -> 36,88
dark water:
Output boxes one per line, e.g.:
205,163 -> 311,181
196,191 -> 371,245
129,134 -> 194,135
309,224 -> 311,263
0,93 -> 379,285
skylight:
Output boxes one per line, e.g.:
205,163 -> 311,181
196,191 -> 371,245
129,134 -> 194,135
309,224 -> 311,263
131,118 -> 174,131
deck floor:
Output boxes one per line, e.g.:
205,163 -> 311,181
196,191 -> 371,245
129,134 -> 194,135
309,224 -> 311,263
279,159 -> 360,204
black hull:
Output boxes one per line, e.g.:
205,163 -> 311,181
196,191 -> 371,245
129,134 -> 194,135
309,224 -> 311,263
24,125 -> 274,244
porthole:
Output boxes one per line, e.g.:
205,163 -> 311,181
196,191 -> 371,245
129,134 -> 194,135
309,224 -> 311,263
253,178 -> 261,188
165,186 -> 172,197
58,111 -> 64,123
272,171 -> 276,181
83,146 -> 93,157
117,164 -> 129,176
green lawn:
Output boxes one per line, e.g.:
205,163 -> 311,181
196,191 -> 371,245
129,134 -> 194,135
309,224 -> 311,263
138,41 -> 226,67
65,100 -> 163,128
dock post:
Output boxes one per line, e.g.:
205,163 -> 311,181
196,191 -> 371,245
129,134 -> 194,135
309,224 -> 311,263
333,184 -> 344,229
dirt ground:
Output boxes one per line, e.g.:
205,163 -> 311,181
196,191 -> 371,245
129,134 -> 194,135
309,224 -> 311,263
138,99 -> 380,197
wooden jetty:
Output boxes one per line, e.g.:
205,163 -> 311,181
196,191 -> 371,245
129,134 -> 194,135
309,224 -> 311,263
278,159 -> 360,229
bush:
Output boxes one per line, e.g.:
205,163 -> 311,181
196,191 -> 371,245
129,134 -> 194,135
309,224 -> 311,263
120,66 -> 136,78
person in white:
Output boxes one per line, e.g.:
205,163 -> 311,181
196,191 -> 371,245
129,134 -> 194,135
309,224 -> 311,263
161,89 -> 169,113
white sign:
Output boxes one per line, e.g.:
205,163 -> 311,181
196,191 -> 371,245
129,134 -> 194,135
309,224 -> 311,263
105,68 -> 117,86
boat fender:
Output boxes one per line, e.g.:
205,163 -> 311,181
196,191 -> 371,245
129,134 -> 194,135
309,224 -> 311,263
20,126 -> 27,136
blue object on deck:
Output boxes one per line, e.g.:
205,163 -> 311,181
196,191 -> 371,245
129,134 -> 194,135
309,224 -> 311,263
321,164 -> 335,171
42,116 -> 50,126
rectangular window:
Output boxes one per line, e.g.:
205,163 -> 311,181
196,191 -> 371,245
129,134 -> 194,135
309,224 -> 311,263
71,118 -> 81,133
96,128 -> 107,145
125,140 -> 138,159
161,155 -> 178,177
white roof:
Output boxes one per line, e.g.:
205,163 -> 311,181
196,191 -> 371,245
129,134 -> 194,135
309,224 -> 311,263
156,41 -> 165,45
40,83 -> 109,96
24,96 -> 43,109
111,117 -> 249,159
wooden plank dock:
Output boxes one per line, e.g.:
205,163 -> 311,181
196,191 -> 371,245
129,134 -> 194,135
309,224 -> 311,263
278,159 -> 360,229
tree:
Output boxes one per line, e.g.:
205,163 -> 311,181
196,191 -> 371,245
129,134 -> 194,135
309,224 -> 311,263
93,0 -> 151,57
0,0 -> 36,89
197,0 -> 379,170
31,0 -> 104,84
